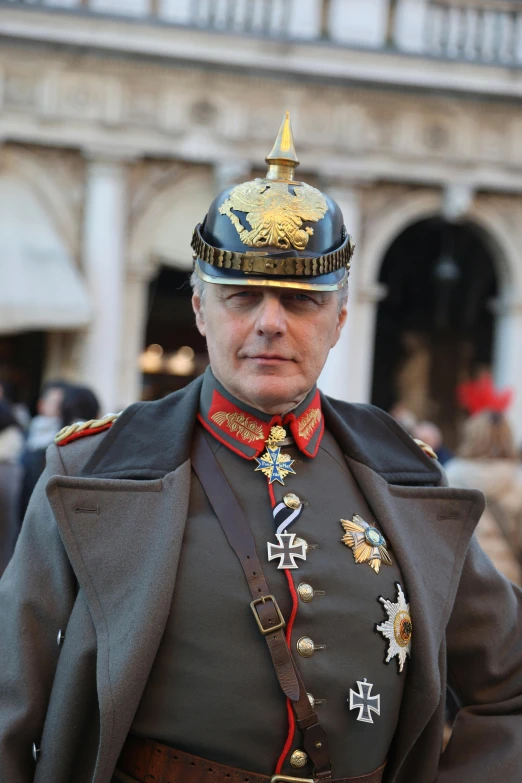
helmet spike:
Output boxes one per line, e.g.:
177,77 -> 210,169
265,111 -> 300,181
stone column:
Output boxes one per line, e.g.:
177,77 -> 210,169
492,296 -> 522,446
80,153 -> 129,415
318,186 -> 362,402
119,266 -> 152,409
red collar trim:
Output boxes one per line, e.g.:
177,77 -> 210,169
201,390 -> 271,458
200,388 -> 323,460
288,389 -> 323,457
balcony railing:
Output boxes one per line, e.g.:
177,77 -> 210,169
5,0 -> 297,36
3,0 -> 522,66
188,0 -> 293,36
425,0 -> 522,63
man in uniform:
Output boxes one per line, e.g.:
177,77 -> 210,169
1,114 -> 521,783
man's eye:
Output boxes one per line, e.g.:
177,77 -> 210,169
288,293 -> 315,303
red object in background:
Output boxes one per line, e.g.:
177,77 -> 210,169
457,373 -> 513,415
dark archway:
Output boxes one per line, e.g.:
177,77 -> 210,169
0,331 -> 46,413
371,217 -> 498,447
141,266 -> 208,400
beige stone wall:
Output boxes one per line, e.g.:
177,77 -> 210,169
1,18 -> 522,434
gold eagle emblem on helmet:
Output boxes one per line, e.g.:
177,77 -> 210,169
218,179 -> 328,251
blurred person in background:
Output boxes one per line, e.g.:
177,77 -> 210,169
19,379 -> 69,518
0,401 -> 24,575
60,385 -> 100,429
388,403 -> 417,435
445,375 -> 522,585
412,420 -> 453,466
0,379 -> 30,431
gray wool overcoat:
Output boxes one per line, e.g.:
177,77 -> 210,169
1,377 -> 521,783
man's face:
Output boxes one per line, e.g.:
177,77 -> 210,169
193,283 -> 347,414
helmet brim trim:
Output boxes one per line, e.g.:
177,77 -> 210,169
194,259 -> 349,292
191,223 -> 354,279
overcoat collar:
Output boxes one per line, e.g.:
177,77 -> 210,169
47,378 -> 484,783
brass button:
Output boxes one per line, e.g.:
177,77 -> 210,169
290,749 -> 308,768
297,636 -> 315,657
283,493 -> 301,510
297,583 -> 314,603
307,692 -> 326,707
293,536 -> 309,554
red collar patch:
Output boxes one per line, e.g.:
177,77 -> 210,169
198,387 -> 323,460
286,389 -> 324,458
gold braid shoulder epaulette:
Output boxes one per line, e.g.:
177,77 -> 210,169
55,413 -> 120,447
413,438 -> 438,460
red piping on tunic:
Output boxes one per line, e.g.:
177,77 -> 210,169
270,472 -> 299,775
275,569 -> 299,774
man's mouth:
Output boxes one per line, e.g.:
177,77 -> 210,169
246,354 -> 292,364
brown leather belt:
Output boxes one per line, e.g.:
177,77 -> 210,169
117,736 -> 386,783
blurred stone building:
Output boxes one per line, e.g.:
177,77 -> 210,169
1,0 -> 522,445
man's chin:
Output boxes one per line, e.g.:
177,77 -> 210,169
239,377 -> 308,414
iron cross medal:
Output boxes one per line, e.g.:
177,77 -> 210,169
349,678 -> 381,724
267,532 -> 307,570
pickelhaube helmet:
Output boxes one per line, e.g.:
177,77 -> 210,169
191,112 -> 354,291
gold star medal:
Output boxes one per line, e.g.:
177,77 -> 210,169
340,514 -> 392,573
376,583 -> 412,673
254,425 -> 296,485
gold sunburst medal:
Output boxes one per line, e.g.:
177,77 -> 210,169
340,514 -> 392,573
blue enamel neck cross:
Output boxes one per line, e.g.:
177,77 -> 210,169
255,444 -> 296,486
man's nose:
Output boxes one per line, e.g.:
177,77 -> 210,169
255,295 -> 287,337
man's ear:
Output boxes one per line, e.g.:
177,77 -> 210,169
192,294 -> 206,336
331,304 -> 348,348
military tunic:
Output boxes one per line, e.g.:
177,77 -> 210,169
115,370 -> 408,780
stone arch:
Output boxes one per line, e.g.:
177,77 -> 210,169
0,146 -> 79,260
358,188 -> 522,445
358,191 -> 442,292
359,190 -> 518,301
129,168 -> 216,280
466,200 -> 522,297
339,189 -> 522,421
121,169 -> 216,406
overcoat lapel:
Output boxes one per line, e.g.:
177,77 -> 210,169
44,377 -> 203,781
46,465 -> 192,783
346,459 -> 484,779
320,395 -> 485,778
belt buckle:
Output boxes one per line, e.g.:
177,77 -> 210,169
270,776 -> 315,782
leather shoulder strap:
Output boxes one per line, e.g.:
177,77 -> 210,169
191,428 -> 332,780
